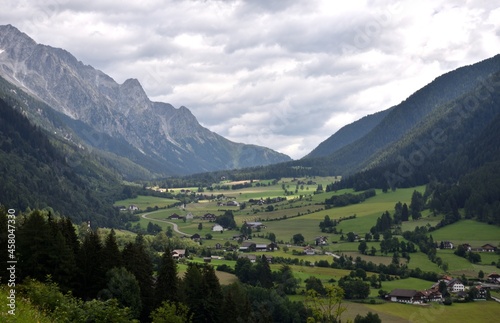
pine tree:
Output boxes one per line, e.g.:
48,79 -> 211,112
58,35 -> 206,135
182,263 -> 204,322
17,210 -> 57,281
122,234 -> 154,321
155,247 -> 178,307
104,267 -> 142,319
256,255 -> 273,288
201,265 -> 223,323
56,217 -> 80,257
401,203 -> 409,221
102,229 -> 122,273
221,283 -> 252,323
76,230 -> 106,299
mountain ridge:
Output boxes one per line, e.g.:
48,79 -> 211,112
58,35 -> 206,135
0,24 -> 291,177
310,54 -> 500,175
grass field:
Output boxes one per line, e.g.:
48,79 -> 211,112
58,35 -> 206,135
363,300 -> 500,323
429,220 -> 500,247
114,195 -> 180,210
122,178 -> 500,295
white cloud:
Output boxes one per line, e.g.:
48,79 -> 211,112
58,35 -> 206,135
1,0 -> 499,159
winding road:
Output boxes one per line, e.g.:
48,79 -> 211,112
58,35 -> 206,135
141,210 -> 191,236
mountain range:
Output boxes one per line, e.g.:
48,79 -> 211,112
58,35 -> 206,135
0,24 -> 291,179
1,23 -> 500,226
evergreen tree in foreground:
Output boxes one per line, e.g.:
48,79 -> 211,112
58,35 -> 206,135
155,247 -> 179,308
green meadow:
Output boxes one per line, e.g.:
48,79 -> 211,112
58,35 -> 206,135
113,195 -> 180,209
115,177 -> 500,321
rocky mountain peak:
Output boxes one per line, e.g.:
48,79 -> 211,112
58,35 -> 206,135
0,24 -> 291,175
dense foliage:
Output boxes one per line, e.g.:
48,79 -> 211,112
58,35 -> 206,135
0,97 -> 124,227
0,208 -> 313,322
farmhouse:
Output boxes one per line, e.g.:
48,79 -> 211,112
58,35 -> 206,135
267,242 -> 279,251
472,286 -> 488,300
387,288 -> 443,304
255,244 -> 268,252
168,213 -> 183,220
226,200 -> 240,207
461,243 -> 472,252
172,249 -> 186,260
420,289 -> 443,302
201,213 -> 217,221
238,254 -> 257,263
128,204 -> 139,211
447,279 -> 465,292
304,246 -> 316,255
185,212 -> 194,220
440,241 -> 454,249
487,273 -> 500,284
387,289 -> 424,304
479,243 -> 497,252
240,241 -> 256,252
315,236 -> 328,246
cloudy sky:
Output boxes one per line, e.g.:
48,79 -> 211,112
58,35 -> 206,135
2,0 -> 500,159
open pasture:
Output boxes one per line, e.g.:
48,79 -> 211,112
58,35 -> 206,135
428,219 -> 500,247
114,195 -> 179,210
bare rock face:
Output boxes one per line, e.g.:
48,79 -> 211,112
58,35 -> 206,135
0,24 -> 291,175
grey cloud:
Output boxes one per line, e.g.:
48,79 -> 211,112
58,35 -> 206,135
1,0 -> 499,159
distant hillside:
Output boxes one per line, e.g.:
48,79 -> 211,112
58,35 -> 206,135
306,54 -> 500,175
0,97 -> 123,226
0,24 -> 291,177
332,70 -> 500,225
304,108 -> 392,159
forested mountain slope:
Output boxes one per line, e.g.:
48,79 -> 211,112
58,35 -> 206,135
0,97 -> 124,226
311,54 -> 500,175
333,71 -> 500,224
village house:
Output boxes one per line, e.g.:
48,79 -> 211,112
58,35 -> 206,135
440,241 -> 454,249
387,289 -> 424,304
185,212 -> 194,220
304,246 -> 316,255
387,288 -> 443,304
315,236 -> 328,246
238,254 -> 257,263
472,286 -> 488,300
447,278 -> 465,293
461,243 -> 472,252
239,241 -> 256,252
172,249 -> 186,260
226,200 -> 240,207
267,242 -> 279,251
479,243 -> 497,252
128,204 -> 139,211
201,213 -> 217,221
420,289 -> 443,302
255,243 -> 268,252
232,234 -> 247,241
487,273 -> 500,284
168,213 -> 183,220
